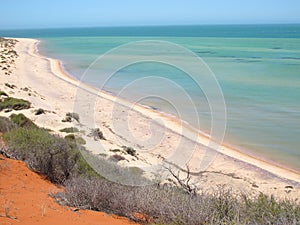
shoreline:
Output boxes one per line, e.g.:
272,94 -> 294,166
35,39 -> 300,175
1,37 -> 300,199
34,38 -> 300,182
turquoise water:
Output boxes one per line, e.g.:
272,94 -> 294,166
1,25 -> 300,171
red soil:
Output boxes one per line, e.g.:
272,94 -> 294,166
0,155 -> 139,225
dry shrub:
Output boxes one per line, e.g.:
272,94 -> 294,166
53,176 -> 300,225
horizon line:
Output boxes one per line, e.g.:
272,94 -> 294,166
2,22 -> 300,31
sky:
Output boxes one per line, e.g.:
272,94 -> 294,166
1,0 -> 300,29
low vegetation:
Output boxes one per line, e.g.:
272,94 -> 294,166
0,96 -> 31,111
62,112 -> 80,123
0,38 -> 18,75
55,178 -> 300,225
122,146 -> 136,157
88,128 -> 106,140
64,134 -> 86,145
10,113 -> 36,128
4,83 -> 16,89
0,116 -> 16,133
0,90 -> 8,97
3,127 -> 79,183
0,115 -> 299,224
34,108 -> 45,115
59,127 -> 79,133
0,38 -> 18,49
109,146 -> 137,157
1,117 -> 97,184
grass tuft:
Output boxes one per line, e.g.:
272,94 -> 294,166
59,127 -> 79,133
10,113 -> 36,128
0,91 -> 8,97
0,97 -> 31,111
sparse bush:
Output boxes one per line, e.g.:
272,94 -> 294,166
62,116 -> 72,122
0,97 -> 31,111
66,112 -> 80,122
34,108 -> 45,115
59,127 -> 79,133
10,113 -> 36,128
4,83 -> 16,89
54,178 -> 209,224
241,193 -> 300,225
88,128 -> 105,140
54,177 -> 300,225
122,146 -> 136,157
62,112 -> 80,123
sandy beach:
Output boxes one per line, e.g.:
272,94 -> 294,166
1,38 -> 300,200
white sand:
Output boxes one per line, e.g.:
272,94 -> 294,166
1,38 -> 300,200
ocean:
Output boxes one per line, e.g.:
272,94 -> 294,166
1,24 -> 300,171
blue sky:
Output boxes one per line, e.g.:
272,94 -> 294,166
1,0 -> 300,29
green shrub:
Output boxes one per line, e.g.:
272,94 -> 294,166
241,193 -> 300,224
76,156 -> 99,178
109,149 -> 121,153
59,127 -> 79,133
0,91 -> 8,97
10,113 -> 36,128
2,127 -> 88,184
64,134 -> 76,140
0,97 -> 31,111
65,134 -> 86,145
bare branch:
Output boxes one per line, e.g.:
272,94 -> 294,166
164,164 -> 197,196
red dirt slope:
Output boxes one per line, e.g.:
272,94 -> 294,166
0,155 -> 138,225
